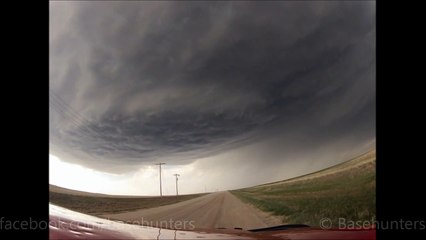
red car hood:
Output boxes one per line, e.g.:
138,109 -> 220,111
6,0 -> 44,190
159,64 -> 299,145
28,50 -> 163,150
49,204 -> 375,240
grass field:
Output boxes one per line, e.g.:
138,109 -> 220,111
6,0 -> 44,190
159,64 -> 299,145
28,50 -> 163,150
49,191 -> 206,215
231,149 -> 376,227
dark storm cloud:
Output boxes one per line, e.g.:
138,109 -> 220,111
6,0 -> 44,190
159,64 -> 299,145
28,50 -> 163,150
50,1 -> 375,172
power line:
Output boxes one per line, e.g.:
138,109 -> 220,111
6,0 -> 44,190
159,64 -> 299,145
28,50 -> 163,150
49,91 -> 106,139
49,90 -> 120,160
49,90 -> 119,148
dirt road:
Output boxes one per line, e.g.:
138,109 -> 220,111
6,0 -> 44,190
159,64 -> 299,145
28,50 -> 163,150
101,191 -> 282,230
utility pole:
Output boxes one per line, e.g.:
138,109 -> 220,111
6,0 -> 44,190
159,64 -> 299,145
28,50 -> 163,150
155,163 -> 166,196
173,174 -> 180,196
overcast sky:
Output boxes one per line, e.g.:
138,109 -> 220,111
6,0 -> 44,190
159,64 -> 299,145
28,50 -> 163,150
49,1 -> 375,195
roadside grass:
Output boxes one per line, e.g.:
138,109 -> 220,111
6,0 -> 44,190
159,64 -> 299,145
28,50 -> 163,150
49,192 -> 206,215
232,151 -> 375,227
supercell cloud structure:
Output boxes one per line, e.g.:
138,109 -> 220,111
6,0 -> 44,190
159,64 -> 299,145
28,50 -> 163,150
50,1 -> 375,174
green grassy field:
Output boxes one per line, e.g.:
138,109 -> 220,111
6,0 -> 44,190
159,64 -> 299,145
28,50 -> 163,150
49,191 -> 206,215
231,150 -> 376,227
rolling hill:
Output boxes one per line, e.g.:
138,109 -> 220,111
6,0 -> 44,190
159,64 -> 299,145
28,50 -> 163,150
231,149 -> 376,227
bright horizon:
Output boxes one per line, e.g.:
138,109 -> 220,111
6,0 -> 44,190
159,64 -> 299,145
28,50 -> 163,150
50,140 -> 375,196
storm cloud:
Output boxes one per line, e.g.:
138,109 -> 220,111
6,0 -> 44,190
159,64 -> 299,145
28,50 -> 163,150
50,1 -> 375,174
